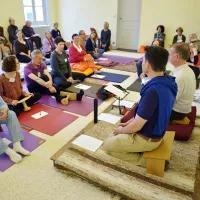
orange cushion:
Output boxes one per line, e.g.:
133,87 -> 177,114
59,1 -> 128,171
72,66 -> 102,76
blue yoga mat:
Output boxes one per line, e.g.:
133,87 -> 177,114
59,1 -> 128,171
97,72 -> 129,83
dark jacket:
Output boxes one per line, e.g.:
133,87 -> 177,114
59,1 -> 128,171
101,29 -> 111,45
50,29 -> 62,39
22,25 -> 35,37
85,38 -> 96,53
7,24 -> 18,44
172,35 -> 186,44
0,26 -> 8,44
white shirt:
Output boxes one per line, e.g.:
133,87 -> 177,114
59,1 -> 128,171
73,43 -> 82,53
171,63 -> 196,113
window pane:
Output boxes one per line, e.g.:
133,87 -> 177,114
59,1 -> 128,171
34,0 -> 43,6
24,7 -> 34,21
23,0 -> 32,6
35,7 -> 44,21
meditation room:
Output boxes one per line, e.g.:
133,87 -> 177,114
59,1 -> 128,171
0,0 -> 200,199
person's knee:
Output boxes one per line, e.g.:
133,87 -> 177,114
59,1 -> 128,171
33,93 -> 42,101
102,136 -> 118,153
7,110 -> 18,119
40,74 -> 49,82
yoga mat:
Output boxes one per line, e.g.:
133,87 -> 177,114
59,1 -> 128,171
127,71 -> 171,92
127,78 -> 142,92
39,95 -> 102,116
95,72 -> 129,83
18,103 -> 78,136
0,125 -> 45,172
67,83 -> 103,99
100,55 -> 134,64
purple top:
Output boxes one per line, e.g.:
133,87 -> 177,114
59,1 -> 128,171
42,37 -> 55,55
24,62 -> 47,85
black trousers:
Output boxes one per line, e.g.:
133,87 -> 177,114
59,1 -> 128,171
189,65 -> 200,79
27,74 -> 68,103
52,72 -> 86,89
170,110 -> 187,121
30,36 -> 42,49
8,94 -> 42,116
101,43 -> 110,52
16,54 -> 32,63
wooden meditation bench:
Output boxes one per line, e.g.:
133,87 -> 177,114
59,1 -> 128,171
143,131 -> 175,177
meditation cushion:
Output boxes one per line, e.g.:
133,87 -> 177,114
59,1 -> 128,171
166,106 -> 196,141
171,117 -> 190,125
120,105 -> 136,123
72,65 -> 102,77
121,105 -> 196,141
138,45 -> 146,53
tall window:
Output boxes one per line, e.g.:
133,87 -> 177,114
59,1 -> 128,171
23,0 -> 49,26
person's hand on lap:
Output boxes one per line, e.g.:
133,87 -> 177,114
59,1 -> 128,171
45,81 -> 52,88
49,86 -> 56,93
113,126 -> 123,136
25,93 -> 34,97
67,77 -> 74,82
11,100 -> 18,106
0,108 -> 8,121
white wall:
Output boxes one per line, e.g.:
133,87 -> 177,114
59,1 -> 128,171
57,0 -> 200,50
57,0 -> 118,46
139,0 -> 200,48
0,0 -> 57,39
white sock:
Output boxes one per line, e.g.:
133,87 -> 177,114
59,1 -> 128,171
13,142 -> 30,156
5,147 -> 22,163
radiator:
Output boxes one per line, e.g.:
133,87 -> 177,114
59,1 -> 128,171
32,25 -> 51,40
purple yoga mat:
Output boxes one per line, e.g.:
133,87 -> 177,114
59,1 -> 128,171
39,95 -> 102,116
0,125 -> 45,172
100,55 -> 134,64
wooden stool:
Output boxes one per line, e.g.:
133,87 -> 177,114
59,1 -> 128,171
143,131 -> 175,177
17,95 -> 32,111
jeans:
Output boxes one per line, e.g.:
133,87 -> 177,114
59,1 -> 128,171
93,49 -> 104,59
136,61 -> 143,78
0,110 -> 24,155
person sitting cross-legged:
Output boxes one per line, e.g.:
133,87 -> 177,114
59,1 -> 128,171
0,97 -> 30,163
69,34 -> 101,74
24,50 -> 84,104
0,56 -> 41,116
85,31 -> 104,59
169,43 -> 196,121
103,46 -> 177,167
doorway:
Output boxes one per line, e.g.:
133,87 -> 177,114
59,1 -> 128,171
117,0 -> 142,50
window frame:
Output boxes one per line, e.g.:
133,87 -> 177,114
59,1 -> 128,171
23,0 -> 49,26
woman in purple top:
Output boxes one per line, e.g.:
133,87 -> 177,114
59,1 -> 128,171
42,31 -> 55,58
22,20 -> 42,49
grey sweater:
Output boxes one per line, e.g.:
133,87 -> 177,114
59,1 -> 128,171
50,50 -> 72,80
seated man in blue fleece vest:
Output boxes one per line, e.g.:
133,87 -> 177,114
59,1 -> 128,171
103,46 -> 177,167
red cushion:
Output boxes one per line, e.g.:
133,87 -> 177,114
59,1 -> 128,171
121,106 -> 197,141
166,106 -> 196,141
120,105 -> 136,123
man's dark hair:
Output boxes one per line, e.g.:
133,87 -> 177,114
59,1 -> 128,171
72,33 -> 78,39
2,56 -> 17,72
54,36 -> 65,44
157,25 -> 165,33
144,46 -> 169,72
172,43 -> 190,61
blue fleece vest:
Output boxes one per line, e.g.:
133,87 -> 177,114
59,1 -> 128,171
139,75 -> 177,137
